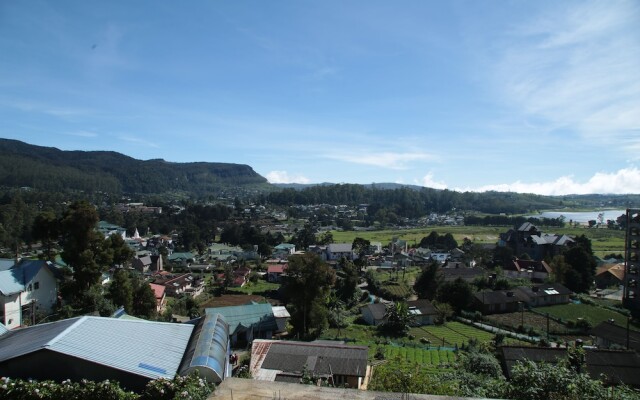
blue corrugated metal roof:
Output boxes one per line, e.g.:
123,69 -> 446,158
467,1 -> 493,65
0,316 -> 195,380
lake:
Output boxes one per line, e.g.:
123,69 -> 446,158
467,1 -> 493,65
528,209 -> 628,223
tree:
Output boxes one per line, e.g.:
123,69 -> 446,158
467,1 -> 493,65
108,269 -> 134,311
436,277 -> 474,314
281,253 -> 336,338
132,279 -> 157,319
32,210 -> 60,261
352,237 -> 371,270
564,245 -> 596,293
61,201 -> 107,293
378,301 -> 415,336
317,231 -> 334,245
336,259 -> 359,304
105,233 -> 134,268
414,261 -> 442,300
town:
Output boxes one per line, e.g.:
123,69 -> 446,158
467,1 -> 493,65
1,192 -> 639,399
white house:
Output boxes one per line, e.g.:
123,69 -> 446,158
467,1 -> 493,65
325,243 -> 355,261
0,260 -> 58,329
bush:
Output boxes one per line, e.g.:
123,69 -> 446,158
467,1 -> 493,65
0,374 -> 215,400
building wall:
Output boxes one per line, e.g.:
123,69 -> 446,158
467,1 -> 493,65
624,209 -> 640,317
1,293 -> 21,329
0,350 -> 152,392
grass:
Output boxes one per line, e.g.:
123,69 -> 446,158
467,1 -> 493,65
535,302 -> 636,329
225,280 -> 280,296
328,225 -> 625,258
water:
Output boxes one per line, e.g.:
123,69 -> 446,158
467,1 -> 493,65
528,209 -> 627,223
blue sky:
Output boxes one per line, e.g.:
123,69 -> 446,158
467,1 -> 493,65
1,1 -> 639,195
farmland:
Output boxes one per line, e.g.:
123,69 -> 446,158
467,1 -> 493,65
535,303 -> 635,329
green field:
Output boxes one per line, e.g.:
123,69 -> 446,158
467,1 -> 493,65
329,225 -> 625,258
535,303 -> 634,329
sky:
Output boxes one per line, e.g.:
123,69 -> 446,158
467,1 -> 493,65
1,1 -> 639,196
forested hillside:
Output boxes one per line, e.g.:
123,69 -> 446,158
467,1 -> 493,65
266,184 -> 566,215
0,139 -> 268,195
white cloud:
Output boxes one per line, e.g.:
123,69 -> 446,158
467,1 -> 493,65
67,130 -> 98,138
494,1 -> 640,152
460,167 -> 640,195
266,171 -> 311,184
417,172 -> 448,190
326,151 -> 436,170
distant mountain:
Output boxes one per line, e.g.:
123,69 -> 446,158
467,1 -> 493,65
0,139 -> 268,195
273,182 -> 425,191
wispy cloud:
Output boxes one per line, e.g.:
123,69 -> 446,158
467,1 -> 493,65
494,1 -> 640,152
119,135 -> 159,147
458,167 -> 640,195
326,151 -> 437,170
67,130 -> 98,138
1,98 -> 94,119
266,170 -> 310,184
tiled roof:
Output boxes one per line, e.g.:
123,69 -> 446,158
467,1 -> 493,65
267,265 -> 286,274
591,322 -> 640,351
407,299 -> 437,316
361,303 -> 386,320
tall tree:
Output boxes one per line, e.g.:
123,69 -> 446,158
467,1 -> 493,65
282,253 -> 336,338
436,277 -> 474,314
32,210 -> 60,261
61,201 -> 108,293
109,269 -> 133,311
378,301 -> 415,336
414,261 -> 442,300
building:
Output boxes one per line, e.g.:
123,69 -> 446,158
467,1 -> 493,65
204,302 -> 289,347
361,303 -> 386,326
250,339 -> 369,389
499,223 -> 574,261
325,243 -> 355,261
407,300 -> 438,326
590,320 -> 640,352
266,264 -> 287,283
516,283 -> 573,307
0,260 -> 58,329
596,263 -> 625,289
149,283 -> 167,313
503,258 -> 552,282
623,209 -> 640,317
0,314 -> 230,391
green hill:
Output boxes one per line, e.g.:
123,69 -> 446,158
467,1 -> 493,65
0,138 -> 268,196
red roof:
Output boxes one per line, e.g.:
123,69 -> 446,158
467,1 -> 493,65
149,283 -> 166,299
267,264 -> 286,274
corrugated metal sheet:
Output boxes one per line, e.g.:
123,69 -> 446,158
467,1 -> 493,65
49,317 -> 194,379
180,312 -> 229,383
0,317 -> 82,362
0,260 -> 53,296
0,316 -> 194,380
205,303 -> 277,335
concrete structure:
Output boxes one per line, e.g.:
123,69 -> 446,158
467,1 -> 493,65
623,209 -> 640,317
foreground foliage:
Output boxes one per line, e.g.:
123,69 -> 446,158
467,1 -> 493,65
0,374 -> 214,400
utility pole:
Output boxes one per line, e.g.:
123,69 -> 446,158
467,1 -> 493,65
546,313 -> 550,342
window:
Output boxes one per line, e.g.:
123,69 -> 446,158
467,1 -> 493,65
27,284 -> 32,292
34,282 -> 40,290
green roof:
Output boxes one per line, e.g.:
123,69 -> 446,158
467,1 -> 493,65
205,302 -> 277,335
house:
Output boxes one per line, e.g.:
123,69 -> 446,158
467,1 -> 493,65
473,283 -> 572,314
167,252 -> 195,267
499,345 -> 640,387
0,313 -> 230,391
591,321 -> 640,352
0,260 -> 58,329
361,303 -> 387,326
153,273 -> 204,297
595,264 -> 625,289
204,302 -> 289,347
250,339 -> 369,389
407,300 -> 438,326
267,264 -> 287,283
503,258 -> 552,282
325,243 -> 355,261
149,283 -> 167,313
132,255 -> 152,273
516,283 -> 572,307
274,243 -> 295,254
499,223 -> 575,262
474,290 -> 526,314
